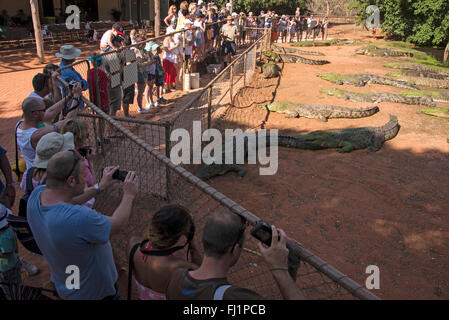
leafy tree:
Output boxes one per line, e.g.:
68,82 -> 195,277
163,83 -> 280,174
349,0 -> 449,46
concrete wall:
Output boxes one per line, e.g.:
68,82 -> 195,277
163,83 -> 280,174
98,0 -> 121,21
1,0 -> 32,16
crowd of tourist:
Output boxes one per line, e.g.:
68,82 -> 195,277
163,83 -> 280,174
0,2 -> 327,301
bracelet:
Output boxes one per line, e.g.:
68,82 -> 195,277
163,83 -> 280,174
269,268 -> 288,273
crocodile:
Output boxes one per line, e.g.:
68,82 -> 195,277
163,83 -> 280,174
271,44 -> 325,56
196,116 -> 400,179
321,88 -> 436,107
261,102 -> 379,121
263,50 -> 330,65
387,72 -> 449,89
317,73 -> 420,90
355,45 -> 413,57
384,62 -> 449,76
399,90 -> 449,104
263,62 -> 281,78
394,70 -> 449,81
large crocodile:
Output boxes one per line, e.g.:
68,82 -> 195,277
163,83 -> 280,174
384,62 -> 449,76
272,44 -> 325,56
387,71 -> 449,89
261,101 -> 379,121
264,50 -> 330,65
399,90 -> 449,104
196,116 -> 400,179
321,88 -> 436,107
263,62 -> 281,78
317,73 -> 420,90
355,45 -> 413,57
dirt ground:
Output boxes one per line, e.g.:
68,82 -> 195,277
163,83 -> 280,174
209,26 -> 449,300
1,24 -> 448,299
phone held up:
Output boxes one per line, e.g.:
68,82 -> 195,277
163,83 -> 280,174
250,220 -> 273,246
101,168 -> 129,182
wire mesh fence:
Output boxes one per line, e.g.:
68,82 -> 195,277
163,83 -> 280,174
53,27 -> 379,300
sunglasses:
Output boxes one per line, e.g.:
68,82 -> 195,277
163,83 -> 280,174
231,215 -> 248,251
66,149 -> 82,179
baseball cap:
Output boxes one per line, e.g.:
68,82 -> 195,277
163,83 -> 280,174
33,132 -> 75,169
112,23 -> 125,35
260,10 -> 265,14
226,2 -> 232,7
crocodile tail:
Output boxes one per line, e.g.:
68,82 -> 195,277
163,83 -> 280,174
382,115 -> 400,141
356,106 -> 380,118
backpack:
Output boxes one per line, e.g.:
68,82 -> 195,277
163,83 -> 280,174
7,167 -> 43,255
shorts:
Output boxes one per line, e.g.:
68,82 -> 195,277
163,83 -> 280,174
138,69 -> 147,84
108,85 -> 122,111
122,84 -> 135,104
222,41 -> 236,56
185,54 -> 191,63
148,73 -> 164,86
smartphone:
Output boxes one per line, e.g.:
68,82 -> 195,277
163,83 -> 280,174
112,169 -> 128,182
250,220 -> 273,246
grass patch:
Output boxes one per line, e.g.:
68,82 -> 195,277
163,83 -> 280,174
317,73 -> 356,83
399,90 -> 441,97
421,108 -> 449,119
262,50 -> 278,60
292,41 -> 331,47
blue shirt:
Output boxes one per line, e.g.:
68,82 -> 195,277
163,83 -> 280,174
27,185 -> 117,300
59,60 -> 89,109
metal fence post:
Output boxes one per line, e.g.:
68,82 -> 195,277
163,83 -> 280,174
207,86 -> 213,129
93,53 -> 105,155
243,52 -> 247,87
164,121 -> 172,202
181,30 -> 186,91
230,64 -> 234,107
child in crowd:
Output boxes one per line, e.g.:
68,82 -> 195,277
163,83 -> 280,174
183,19 -> 194,74
144,41 -> 167,109
288,17 -> 296,43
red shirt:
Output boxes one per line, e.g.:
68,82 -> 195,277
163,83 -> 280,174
88,68 -> 109,111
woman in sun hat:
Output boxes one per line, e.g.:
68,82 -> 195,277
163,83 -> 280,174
56,45 -> 89,111
20,132 -> 75,194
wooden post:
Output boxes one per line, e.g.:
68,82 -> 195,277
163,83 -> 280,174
154,0 -> 160,37
207,86 -> 213,129
30,0 -> 45,63
230,64 -> 234,107
444,41 -> 449,65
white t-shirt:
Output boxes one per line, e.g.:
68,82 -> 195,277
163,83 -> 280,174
16,123 -> 38,170
100,29 -> 113,48
163,40 -> 179,64
185,30 -> 193,55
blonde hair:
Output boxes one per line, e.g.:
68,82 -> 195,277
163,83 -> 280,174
61,118 -> 89,148
180,1 -> 188,11
168,4 -> 177,15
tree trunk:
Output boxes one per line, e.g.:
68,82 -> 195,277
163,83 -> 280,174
326,1 -> 330,16
30,0 -> 45,64
444,40 -> 449,65
154,0 -> 160,37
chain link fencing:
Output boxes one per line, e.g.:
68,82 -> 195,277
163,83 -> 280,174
53,26 -> 379,299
